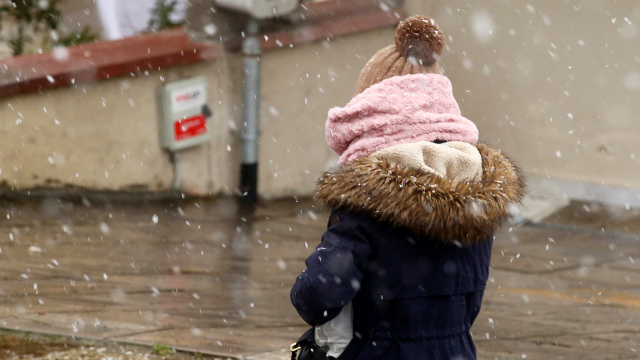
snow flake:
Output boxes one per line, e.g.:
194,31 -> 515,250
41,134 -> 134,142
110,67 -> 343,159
204,23 -> 217,36
99,222 -> 110,235
52,47 -> 70,62
277,259 -> 287,270
471,12 -> 495,42
623,72 -> 640,91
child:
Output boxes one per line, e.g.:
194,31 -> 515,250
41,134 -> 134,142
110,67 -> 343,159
291,15 -> 524,359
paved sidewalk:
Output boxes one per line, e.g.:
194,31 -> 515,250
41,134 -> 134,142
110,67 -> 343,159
0,196 -> 638,359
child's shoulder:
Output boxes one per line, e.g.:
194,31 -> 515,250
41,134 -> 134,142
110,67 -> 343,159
327,208 -> 377,228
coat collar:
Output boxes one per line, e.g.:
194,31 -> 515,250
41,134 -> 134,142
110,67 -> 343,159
315,144 -> 525,245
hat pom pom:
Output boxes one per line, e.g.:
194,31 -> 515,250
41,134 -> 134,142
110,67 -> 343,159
395,16 -> 445,67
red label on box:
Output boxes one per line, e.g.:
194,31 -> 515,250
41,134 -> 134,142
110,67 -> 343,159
174,114 -> 207,141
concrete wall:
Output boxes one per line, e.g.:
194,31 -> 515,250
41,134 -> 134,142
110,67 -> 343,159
258,28 -> 393,197
0,24 -> 394,197
0,58 -> 234,194
408,0 -> 640,189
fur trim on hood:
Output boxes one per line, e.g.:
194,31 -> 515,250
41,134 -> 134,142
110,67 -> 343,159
315,144 -> 525,245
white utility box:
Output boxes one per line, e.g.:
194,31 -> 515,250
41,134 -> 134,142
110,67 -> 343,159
214,0 -> 298,19
157,76 -> 210,151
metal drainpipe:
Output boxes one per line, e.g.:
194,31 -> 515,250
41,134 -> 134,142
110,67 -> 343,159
170,152 -> 180,190
240,18 -> 261,205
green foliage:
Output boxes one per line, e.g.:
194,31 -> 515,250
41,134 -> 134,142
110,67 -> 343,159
152,344 -> 174,355
0,0 -> 96,56
7,25 -> 28,55
2,0 -> 62,27
147,0 -> 185,33
57,25 -> 97,47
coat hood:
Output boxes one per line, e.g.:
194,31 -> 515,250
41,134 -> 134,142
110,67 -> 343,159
315,143 -> 525,245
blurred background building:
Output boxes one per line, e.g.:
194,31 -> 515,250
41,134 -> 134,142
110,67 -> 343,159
0,0 -> 639,208
95,0 -> 189,40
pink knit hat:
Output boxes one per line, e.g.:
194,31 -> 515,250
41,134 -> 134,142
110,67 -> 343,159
355,15 -> 445,95
326,73 -> 479,164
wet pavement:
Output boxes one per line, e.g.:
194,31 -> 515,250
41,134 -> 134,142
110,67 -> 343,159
0,196 -> 639,359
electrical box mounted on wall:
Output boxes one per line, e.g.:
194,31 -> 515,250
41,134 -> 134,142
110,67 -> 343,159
157,76 -> 210,151
214,0 -> 298,19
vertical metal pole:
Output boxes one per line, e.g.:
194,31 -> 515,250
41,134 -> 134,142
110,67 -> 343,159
170,151 -> 180,190
240,18 -> 261,205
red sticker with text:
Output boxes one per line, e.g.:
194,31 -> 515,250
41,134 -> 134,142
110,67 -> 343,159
174,114 -> 207,141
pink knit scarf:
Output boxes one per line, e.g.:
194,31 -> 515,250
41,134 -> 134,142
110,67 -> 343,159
326,74 -> 479,165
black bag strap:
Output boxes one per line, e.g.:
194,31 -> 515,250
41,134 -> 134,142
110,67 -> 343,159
290,327 -> 318,360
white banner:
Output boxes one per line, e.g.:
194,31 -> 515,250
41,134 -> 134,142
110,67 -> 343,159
170,84 -> 206,113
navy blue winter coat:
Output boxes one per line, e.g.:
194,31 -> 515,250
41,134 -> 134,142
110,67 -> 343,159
291,144 -> 524,360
